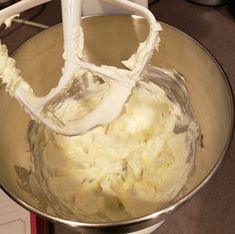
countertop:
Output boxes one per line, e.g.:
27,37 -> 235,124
1,0 -> 235,233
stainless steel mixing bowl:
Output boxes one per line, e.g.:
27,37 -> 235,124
0,15 -> 234,233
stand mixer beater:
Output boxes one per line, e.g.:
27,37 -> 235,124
0,0 -> 162,136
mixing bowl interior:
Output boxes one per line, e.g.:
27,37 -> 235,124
0,15 -> 233,228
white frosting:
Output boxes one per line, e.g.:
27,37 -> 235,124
4,14 -> 19,28
0,43 -> 22,95
28,74 -> 200,222
122,23 -> 162,77
0,20 -> 162,135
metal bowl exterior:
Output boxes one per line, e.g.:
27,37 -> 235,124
0,15 -> 234,233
